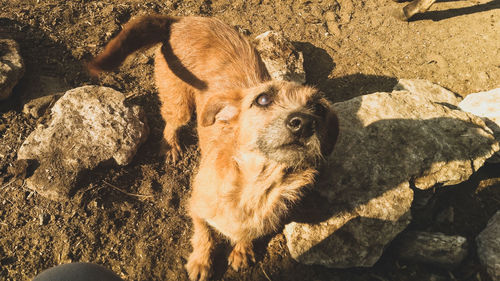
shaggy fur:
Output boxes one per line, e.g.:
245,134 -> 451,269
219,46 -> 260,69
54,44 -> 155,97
89,15 -> 339,281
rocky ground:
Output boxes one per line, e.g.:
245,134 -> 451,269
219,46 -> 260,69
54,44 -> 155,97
1,0 -> 500,281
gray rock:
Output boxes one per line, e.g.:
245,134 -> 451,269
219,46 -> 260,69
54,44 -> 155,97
284,79 -> 499,268
22,94 -> 61,118
0,39 -> 25,100
478,177 -> 500,190
459,88 -> 500,163
20,74 -> 69,104
17,86 -> 149,200
391,79 -> 498,189
394,231 -> 468,269
476,211 -> 500,281
393,79 -> 461,103
254,31 -> 306,84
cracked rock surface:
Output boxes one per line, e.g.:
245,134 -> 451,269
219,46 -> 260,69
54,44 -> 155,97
284,79 -> 499,268
17,86 -> 149,200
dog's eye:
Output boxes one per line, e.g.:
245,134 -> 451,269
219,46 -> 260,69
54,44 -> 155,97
254,93 -> 272,107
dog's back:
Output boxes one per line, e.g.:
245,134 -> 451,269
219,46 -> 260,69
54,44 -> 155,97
89,15 -> 270,91
168,17 -> 270,91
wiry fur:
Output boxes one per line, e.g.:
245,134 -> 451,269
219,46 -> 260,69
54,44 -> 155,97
89,15 -> 339,281
89,14 -> 270,162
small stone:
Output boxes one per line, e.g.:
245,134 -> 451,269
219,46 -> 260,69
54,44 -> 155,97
22,94 -> 60,119
0,39 -> 25,100
39,213 -> 50,225
394,231 -> 468,269
254,31 -> 306,84
478,177 -> 500,191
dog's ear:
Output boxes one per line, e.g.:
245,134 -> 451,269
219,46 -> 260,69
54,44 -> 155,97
200,92 -> 241,127
316,94 -> 340,157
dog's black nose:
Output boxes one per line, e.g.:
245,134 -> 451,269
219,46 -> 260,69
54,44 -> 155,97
286,112 -> 315,138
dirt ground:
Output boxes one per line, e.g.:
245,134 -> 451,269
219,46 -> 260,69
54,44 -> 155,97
1,0 -> 499,280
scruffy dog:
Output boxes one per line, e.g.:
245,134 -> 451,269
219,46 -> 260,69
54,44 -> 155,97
89,15 -> 339,281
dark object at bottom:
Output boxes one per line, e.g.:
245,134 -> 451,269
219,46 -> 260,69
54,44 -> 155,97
32,262 -> 124,281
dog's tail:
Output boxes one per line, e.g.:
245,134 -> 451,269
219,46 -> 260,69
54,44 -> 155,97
87,15 -> 179,76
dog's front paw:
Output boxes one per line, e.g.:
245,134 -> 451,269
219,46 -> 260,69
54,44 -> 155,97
160,140 -> 183,163
228,241 -> 255,272
167,145 -> 182,163
186,254 -> 211,281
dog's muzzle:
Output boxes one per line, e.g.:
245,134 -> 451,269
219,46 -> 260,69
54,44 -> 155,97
257,110 -> 326,166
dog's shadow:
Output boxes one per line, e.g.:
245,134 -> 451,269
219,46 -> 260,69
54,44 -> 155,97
293,41 -> 399,104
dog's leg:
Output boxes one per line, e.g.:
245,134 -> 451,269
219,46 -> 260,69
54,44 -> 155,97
228,240 -> 255,271
154,47 -> 194,162
158,87 -> 193,162
186,215 -> 213,281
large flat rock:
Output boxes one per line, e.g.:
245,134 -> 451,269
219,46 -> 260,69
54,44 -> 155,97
284,79 -> 499,268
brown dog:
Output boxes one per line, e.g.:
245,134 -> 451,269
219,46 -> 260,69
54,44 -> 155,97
89,15 -> 339,281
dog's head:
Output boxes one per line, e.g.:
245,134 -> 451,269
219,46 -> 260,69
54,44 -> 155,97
200,81 -> 339,167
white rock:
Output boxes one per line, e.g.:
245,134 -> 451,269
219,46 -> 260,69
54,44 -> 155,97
459,88 -> 500,162
17,86 -> 149,200
284,79 -> 499,268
